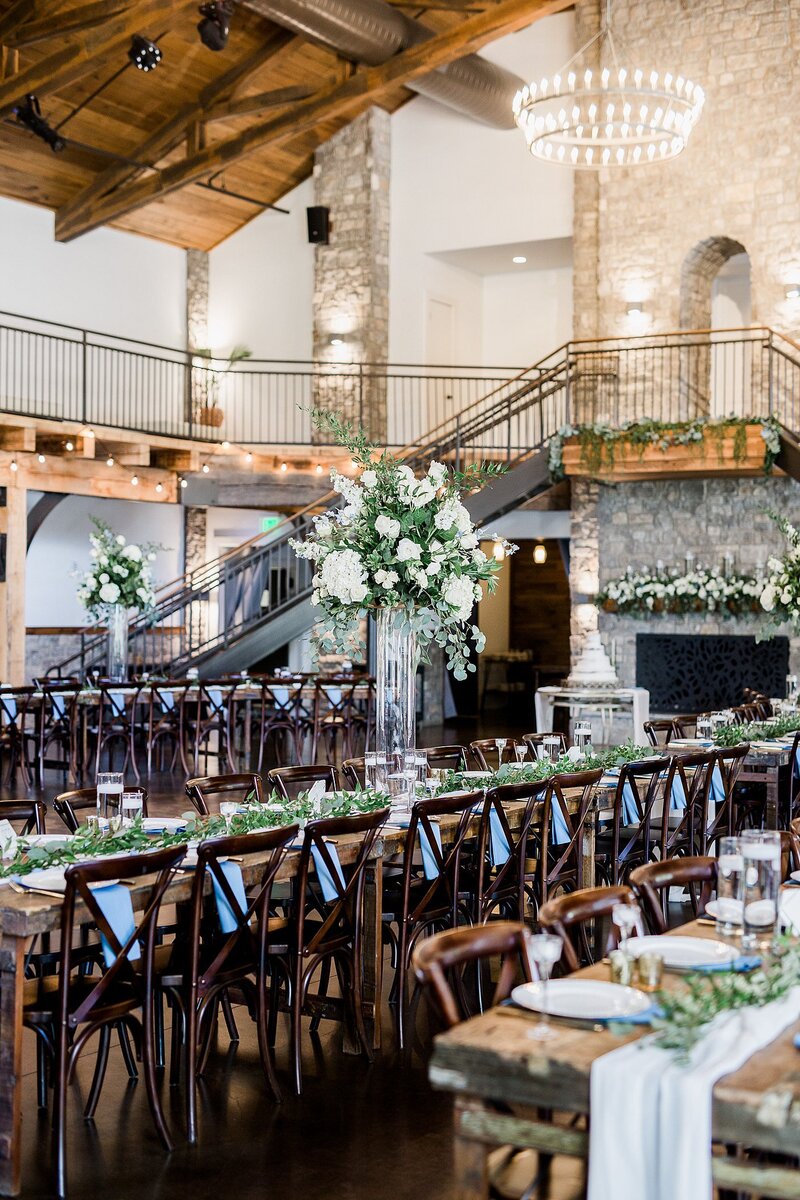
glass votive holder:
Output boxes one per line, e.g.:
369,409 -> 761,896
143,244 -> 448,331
635,951 -> 664,991
608,949 -> 633,986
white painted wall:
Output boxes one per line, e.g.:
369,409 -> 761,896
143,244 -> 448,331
483,265 -> 573,368
26,496 -> 183,627
0,197 -> 186,347
207,178 -> 315,362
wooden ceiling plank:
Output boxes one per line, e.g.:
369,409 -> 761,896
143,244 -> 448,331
7,2 -> 128,50
56,0 -> 571,242
0,0 -> 196,119
54,29 -> 296,229
205,83 -> 316,123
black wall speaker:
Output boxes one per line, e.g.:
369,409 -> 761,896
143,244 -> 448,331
306,205 -> 330,245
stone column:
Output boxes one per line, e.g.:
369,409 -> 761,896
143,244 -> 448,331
183,505 -> 207,656
571,0 -> 602,424
186,248 -> 209,425
312,106 -> 390,442
569,478 -> 600,668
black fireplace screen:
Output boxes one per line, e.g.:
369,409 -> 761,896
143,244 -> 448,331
635,633 -> 789,713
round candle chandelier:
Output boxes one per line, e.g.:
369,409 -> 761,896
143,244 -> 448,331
512,1 -> 705,169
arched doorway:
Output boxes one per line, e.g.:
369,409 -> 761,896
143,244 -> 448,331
679,237 -> 752,416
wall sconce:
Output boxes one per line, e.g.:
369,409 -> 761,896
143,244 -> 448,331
786,285 -> 800,300
493,542 -> 506,562
330,336 -> 345,347
533,541 -> 547,565
626,301 -> 646,317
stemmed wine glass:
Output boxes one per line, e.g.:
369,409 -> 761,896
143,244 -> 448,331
612,902 -> 642,955
522,931 -> 563,1041
495,737 -> 507,767
514,744 -> 527,764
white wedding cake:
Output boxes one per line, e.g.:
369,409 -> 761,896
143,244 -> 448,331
567,632 -> 618,688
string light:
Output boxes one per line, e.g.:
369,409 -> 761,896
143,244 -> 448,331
280,462 -> 288,473
9,459 -> 17,472
245,452 -> 253,464
315,463 -> 324,474
221,440 -> 230,449
533,542 -> 548,565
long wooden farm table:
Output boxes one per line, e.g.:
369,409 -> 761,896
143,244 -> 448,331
429,919 -> 800,1200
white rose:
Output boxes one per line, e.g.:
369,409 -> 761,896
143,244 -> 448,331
148,552 -> 157,562
410,479 -> 437,508
122,544 -> 142,561
99,572 -> 110,584
374,569 -> 399,588
397,538 -> 422,562
375,515 -> 401,540
135,587 -> 149,601
361,469 -> 377,488
782,587 -> 793,604
441,575 -> 475,622
427,461 -> 447,487
318,549 -> 368,606
116,534 -> 126,546
427,560 -> 442,576
99,582 -> 121,604
460,533 -> 478,550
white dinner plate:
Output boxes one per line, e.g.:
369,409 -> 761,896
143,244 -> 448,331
627,934 -> 738,969
670,738 -> 714,747
22,834 -> 74,848
11,866 -> 119,893
511,979 -> 650,1020
142,817 -> 187,834
460,771 -> 492,780
703,898 -> 743,925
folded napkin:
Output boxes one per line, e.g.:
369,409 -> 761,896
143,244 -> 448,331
94,884 -> 142,969
384,813 -> 443,881
159,690 -> 176,711
693,954 -> 761,974
311,840 -> 346,902
108,690 -> 127,717
588,985 -> 800,1200
779,886 -> 800,934
207,687 -> 224,712
488,805 -> 511,866
550,802 -> 571,846
51,693 -> 67,720
211,859 -> 248,934
271,685 -> 290,708
1,694 -> 16,720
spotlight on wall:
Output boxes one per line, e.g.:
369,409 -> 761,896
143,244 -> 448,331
128,35 -> 162,72
65,440 -> 74,452
786,284 -> 800,300
197,1 -> 233,51
13,94 -> 65,152
626,301 -> 646,317
533,541 -> 547,565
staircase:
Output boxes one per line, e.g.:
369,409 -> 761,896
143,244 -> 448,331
49,325 -> 800,679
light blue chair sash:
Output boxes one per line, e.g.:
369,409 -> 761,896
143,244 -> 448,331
418,821 -> 443,880
159,690 -> 176,711
323,686 -> 342,707
550,800 -> 571,846
211,860 -> 248,934
488,805 -> 512,866
2,695 -> 17,721
51,693 -> 67,720
311,840 -> 346,902
94,884 -> 142,968
207,687 -> 224,713
108,690 -> 127,718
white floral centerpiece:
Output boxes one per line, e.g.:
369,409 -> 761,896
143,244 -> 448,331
76,518 -> 158,618
76,519 -> 160,679
759,512 -> 800,633
291,412 -> 514,680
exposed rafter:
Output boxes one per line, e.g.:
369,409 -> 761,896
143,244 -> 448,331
56,0 -> 571,241
204,83 -> 315,123
5,2 -> 128,49
0,0 -> 196,119
0,0 -> 34,45
54,29 -> 297,233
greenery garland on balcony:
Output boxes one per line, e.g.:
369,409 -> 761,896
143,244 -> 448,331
548,415 -> 781,482
596,565 -> 764,619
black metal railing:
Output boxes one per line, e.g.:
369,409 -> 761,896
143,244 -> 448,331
47,325 -> 800,679
0,311 -> 520,449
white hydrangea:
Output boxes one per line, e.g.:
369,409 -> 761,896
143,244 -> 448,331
442,575 -> 475,622
318,549 -> 369,605
99,581 -> 121,604
375,514 -> 400,540
122,544 -> 142,562
361,469 -> 377,488
115,534 -> 126,546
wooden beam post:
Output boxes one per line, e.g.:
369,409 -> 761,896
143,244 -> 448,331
55,0 -> 572,241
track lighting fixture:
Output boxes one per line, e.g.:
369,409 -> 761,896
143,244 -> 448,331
197,1 -> 234,51
13,94 -> 65,152
128,35 -> 162,72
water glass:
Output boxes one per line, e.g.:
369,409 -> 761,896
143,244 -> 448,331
522,931 -> 563,1041
696,717 -> 714,742
612,901 -> 643,955
715,836 -> 743,936
787,674 -> 799,702
573,721 -> 592,754
364,751 -> 389,791
543,736 -> 561,765
741,830 -> 781,950
121,791 -> 144,827
96,772 -> 123,820
428,767 -> 446,792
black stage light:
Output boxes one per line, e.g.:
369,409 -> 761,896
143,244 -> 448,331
128,34 -> 162,72
13,94 -> 65,152
197,2 -> 234,51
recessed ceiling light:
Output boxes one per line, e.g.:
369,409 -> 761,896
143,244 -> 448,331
512,255 -> 527,264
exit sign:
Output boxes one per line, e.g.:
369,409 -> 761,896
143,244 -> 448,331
261,516 -> 280,533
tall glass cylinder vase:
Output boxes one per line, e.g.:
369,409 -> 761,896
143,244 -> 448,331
106,604 -> 129,682
374,605 -> 417,758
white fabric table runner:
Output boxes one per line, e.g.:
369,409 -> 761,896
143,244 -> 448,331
587,986 -> 800,1200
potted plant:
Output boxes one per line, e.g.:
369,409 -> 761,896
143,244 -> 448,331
192,344 -> 252,428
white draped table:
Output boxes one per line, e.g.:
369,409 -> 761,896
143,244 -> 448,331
535,684 -> 650,745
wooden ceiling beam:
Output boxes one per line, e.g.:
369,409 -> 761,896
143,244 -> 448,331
7,2 -> 129,50
0,0 -> 35,46
54,29 -> 296,234
56,0 -> 571,241
204,83 -> 315,123
0,0 -> 196,120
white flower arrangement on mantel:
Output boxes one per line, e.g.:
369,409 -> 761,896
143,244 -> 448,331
597,564 -> 763,619
290,411 -> 516,679
76,519 -> 159,619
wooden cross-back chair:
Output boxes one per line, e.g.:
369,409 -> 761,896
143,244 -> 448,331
537,885 -> 639,974
596,757 -> 673,885
268,763 -> 339,803
184,773 -> 264,816
536,768 -> 605,904
629,856 -> 718,934
412,921 -> 532,1029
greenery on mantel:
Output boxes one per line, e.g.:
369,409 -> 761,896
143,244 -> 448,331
596,565 -> 763,619
547,415 -> 781,482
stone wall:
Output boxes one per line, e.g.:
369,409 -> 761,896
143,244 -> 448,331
572,0 -> 800,406
595,475 -> 800,697
312,106 -> 391,441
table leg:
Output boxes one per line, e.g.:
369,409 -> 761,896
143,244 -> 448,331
453,1100 -> 490,1200
362,856 -> 383,1052
0,932 -> 25,1196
